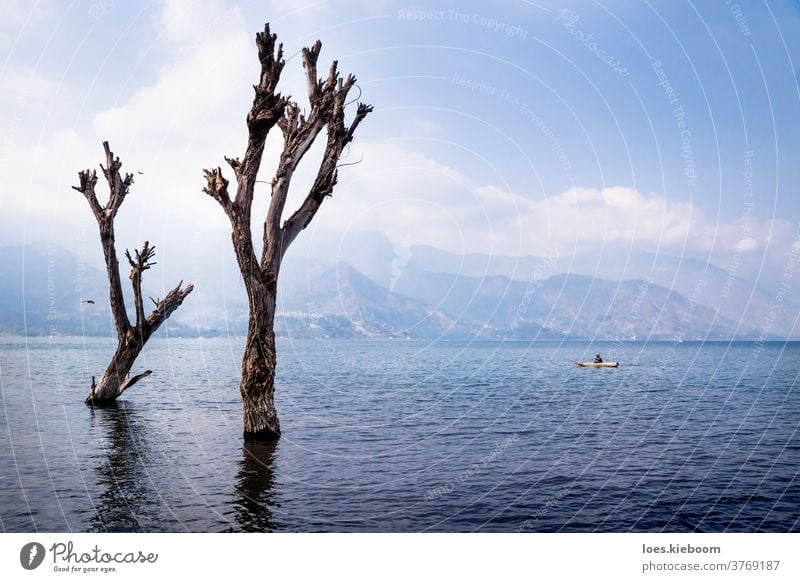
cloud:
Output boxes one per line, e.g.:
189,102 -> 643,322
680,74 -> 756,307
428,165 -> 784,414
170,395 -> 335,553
735,237 -> 759,253
0,0 -> 363,251
0,0 -> 53,52
0,0 -> 793,292
310,141 -> 496,255
0,66 -> 64,108
155,0 -> 242,47
0,0 -> 257,241
94,0 -> 251,153
495,185 -> 699,251
310,141 -> 794,266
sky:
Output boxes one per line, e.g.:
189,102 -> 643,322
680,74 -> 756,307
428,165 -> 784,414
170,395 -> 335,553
1,0 -> 799,289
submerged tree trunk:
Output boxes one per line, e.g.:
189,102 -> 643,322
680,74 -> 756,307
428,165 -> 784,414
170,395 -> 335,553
74,142 -> 193,404
203,24 -> 372,439
88,339 -> 148,403
240,285 -> 280,438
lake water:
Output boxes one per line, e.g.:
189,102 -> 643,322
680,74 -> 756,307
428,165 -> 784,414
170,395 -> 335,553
0,337 -> 798,532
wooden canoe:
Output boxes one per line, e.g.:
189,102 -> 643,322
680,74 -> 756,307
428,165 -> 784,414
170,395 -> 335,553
574,361 -> 619,368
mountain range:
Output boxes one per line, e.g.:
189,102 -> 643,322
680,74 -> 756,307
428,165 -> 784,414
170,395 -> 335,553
0,237 -> 797,340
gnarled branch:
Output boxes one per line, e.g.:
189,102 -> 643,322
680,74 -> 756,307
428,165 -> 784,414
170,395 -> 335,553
126,241 -> 157,334
264,43 -> 372,269
118,369 -> 153,396
225,156 -> 242,177
202,167 -> 233,217
72,169 -> 103,221
281,97 -> 373,253
302,40 -> 322,102
263,72 -> 333,270
144,280 -> 195,339
236,23 -> 288,214
100,141 -> 134,220
73,142 -> 133,337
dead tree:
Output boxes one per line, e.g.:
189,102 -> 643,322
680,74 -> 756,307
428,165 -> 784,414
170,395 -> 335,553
202,24 -> 372,439
74,142 -> 194,404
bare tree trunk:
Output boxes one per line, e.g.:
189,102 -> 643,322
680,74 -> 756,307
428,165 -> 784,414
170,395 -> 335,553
203,24 -> 371,439
74,143 -> 194,404
240,284 -> 280,438
89,339 -> 147,402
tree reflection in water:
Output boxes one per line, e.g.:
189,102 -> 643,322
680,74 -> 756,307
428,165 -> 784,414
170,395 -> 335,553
88,401 -> 280,532
230,440 -> 279,532
88,401 -> 169,532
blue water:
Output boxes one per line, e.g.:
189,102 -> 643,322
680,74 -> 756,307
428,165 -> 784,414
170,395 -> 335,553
0,337 -> 798,532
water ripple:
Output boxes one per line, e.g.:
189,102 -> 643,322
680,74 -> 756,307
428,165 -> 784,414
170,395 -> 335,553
0,338 -> 798,532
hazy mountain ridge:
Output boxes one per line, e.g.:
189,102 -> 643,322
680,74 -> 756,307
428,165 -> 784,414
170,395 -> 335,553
391,268 -> 765,341
277,263 -> 473,339
0,244 -> 199,337
0,242 -> 795,340
288,232 -> 798,338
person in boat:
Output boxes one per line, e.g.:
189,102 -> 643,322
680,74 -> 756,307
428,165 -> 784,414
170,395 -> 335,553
594,353 -> 603,363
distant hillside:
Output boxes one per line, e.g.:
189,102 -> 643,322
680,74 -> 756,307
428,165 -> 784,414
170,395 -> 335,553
0,244 -> 194,337
560,251 -> 800,338
1,244 -> 794,340
392,268 -> 769,341
0,244 -> 110,335
286,231 -> 798,338
278,263 -> 472,339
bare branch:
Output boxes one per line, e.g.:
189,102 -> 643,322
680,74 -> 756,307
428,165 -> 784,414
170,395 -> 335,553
125,240 -> 157,271
236,23 -> 288,212
145,281 -> 195,339
264,98 -> 328,270
262,40 -> 360,270
326,59 -> 338,89
338,73 -> 357,100
127,241 -> 158,333
224,156 -> 242,177
281,94 -> 373,252
346,102 -> 374,143
202,167 -> 232,215
73,142 -> 133,338
255,23 -> 284,95
126,242 -> 193,339
301,40 -> 322,102
99,141 -> 134,219
118,370 -> 153,396
72,169 -> 103,221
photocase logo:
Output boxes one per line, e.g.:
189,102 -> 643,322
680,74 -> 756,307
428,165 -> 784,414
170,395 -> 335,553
20,542 -> 46,570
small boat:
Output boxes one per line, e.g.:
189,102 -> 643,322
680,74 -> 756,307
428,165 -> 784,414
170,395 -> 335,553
574,361 -> 619,368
